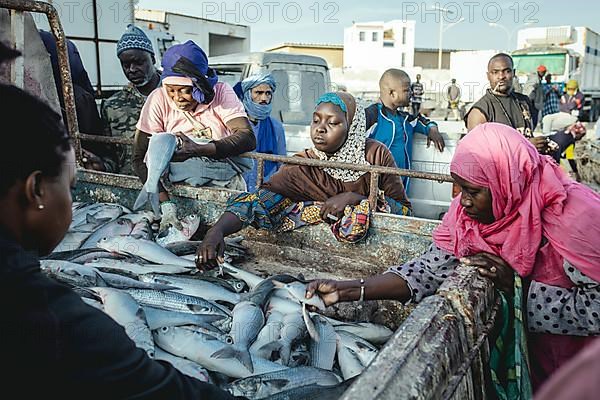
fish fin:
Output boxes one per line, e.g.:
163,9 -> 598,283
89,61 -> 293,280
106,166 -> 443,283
279,343 -> 292,366
271,280 -> 285,289
133,186 -> 149,211
94,271 -> 111,288
211,346 -> 254,373
257,340 -> 283,359
303,303 -> 320,342
134,188 -> 161,217
240,279 -> 275,307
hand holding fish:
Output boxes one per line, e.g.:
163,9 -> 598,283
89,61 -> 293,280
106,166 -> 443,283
171,132 -> 216,162
196,227 -> 225,271
305,279 -> 343,306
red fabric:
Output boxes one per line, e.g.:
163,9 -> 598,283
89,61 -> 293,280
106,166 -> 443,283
433,122 -> 600,286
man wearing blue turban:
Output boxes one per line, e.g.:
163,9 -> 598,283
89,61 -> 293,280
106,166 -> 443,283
234,73 -> 287,191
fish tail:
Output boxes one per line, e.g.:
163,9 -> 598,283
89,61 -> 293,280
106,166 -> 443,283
257,340 -> 283,361
211,346 -> 254,373
280,343 -> 292,366
133,188 -> 161,218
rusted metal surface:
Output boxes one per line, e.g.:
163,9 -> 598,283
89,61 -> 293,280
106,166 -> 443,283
342,267 -> 497,400
76,134 -> 454,183
368,172 -> 380,209
0,0 -> 82,161
256,158 -> 264,187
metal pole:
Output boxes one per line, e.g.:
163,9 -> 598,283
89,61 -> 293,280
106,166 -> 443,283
256,159 -> 265,187
438,17 -> 444,70
9,9 -> 24,88
368,172 -> 380,210
0,0 -> 83,163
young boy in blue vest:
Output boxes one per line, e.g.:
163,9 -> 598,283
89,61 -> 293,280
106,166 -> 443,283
365,69 -> 445,189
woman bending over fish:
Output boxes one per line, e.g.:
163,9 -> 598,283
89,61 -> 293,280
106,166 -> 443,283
306,123 -> 600,397
197,91 -> 412,268
0,81 -> 236,398
132,40 -> 256,231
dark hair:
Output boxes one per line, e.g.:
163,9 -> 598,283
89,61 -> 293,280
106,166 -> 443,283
0,84 -> 72,195
488,53 -> 514,69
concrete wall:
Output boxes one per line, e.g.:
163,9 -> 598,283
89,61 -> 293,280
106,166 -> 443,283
344,20 -> 416,70
415,49 -> 451,69
268,45 -> 344,69
135,9 -> 250,57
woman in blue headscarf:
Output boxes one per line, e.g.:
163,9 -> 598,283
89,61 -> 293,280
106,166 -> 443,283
196,91 -> 413,269
234,73 -> 287,191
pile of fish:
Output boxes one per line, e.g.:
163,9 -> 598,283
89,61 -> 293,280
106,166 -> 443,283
41,202 -> 395,400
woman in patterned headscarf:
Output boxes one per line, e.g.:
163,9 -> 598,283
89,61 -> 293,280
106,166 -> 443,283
196,91 -> 412,268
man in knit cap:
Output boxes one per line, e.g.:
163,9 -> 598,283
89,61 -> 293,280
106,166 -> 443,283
101,24 -> 161,174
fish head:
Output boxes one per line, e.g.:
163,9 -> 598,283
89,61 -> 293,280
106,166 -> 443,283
181,214 -> 200,239
230,378 -> 261,398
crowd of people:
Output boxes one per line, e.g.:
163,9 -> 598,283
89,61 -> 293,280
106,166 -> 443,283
1,22 -> 599,400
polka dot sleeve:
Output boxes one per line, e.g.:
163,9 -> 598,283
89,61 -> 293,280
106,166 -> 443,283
526,261 -> 600,336
385,244 -> 459,303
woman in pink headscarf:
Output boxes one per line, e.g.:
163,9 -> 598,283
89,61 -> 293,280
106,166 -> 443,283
306,122 -> 600,392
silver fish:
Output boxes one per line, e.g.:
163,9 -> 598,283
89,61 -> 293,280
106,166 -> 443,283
259,312 -> 306,366
98,236 -> 195,267
153,326 -> 287,379
336,330 -> 378,367
156,214 -> 201,247
79,218 -> 134,249
87,259 -> 193,277
272,281 -> 325,311
94,287 -> 154,358
309,315 -> 337,371
326,319 -> 393,345
220,262 -> 264,290
154,347 -> 212,383
138,274 -> 241,305
212,301 -> 265,373
40,260 -> 177,291
70,203 -> 126,230
226,366 -> 341,399
126,289 -> 231,318
53,232 -> 92,253
81,297 -> 104,311
130,219 -> 153,240
263,380 -> 352,400
70,214 -> 111,233
142,305 -> 225,331
336,345 -> 364,380
250,311 -> 284,359
266,296 -> 302,316
133,133 -> 178,216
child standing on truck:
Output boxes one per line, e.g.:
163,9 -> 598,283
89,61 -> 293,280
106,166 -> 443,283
364,69 -> 445,189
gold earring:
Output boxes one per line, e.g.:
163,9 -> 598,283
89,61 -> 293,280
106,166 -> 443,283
38,204 -> 44,210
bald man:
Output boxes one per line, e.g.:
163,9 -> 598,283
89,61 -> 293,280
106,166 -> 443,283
365,68 -> 445,189
465,53 -> 550,154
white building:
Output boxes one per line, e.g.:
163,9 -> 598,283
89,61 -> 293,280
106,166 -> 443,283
135,9 -> 250,57
343,20 -> 416,70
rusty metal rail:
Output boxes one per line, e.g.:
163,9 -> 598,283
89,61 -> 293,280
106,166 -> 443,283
1,0 -> 82,160
78,134 -> 453,209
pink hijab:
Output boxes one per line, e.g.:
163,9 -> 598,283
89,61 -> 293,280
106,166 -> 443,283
433,123 -> 600,287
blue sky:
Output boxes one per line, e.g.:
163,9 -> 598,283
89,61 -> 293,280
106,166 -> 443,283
137,0 -> 592,52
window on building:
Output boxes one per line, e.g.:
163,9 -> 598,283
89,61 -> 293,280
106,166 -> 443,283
401,53 -> 406,67
372,32 -> 378,41
359,31 -> 365,42
383,42 -> 394,48
402,27 -> 407,45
